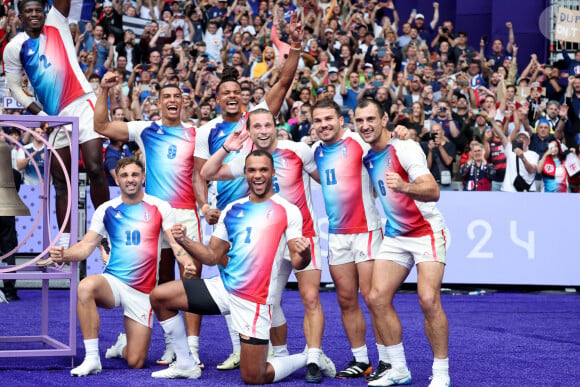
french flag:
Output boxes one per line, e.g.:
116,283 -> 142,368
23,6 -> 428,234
68,0 -> 95,23
35,0 -> 94,22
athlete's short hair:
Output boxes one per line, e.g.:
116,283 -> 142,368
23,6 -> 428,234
357,97 -> 385,119
247,108 -> 275,130
245,149 -> 274,169
217,66 -> 241,95
115,157 -> 144,176
312,99 -> 341,118
18,0 -> 45,13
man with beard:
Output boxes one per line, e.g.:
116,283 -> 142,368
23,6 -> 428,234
355,98 -> 450,387
50,158 -> 196,377
149,150 -> 335,383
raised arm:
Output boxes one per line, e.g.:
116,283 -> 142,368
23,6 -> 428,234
53,0 -> 70,18
430,2 -> 440,30
94,72 -> 130,141
265,9 -> 303,115
505,21 -> 515,54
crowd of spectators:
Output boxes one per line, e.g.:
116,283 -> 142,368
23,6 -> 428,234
1,0 -> 580,192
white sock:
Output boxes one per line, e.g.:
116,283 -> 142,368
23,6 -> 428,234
273,344 -> 289,357
352,344 -> 369,364
307,347 -> 321,365
160,314 -> 194,369
58,232 -> 70,248
187,335 -> 199,354
432,357 -> 449,377
225,314 -> 241,352
386,343 -> 407,370
269,352 -> 307,382
164,332 -> 174,352
377,343 -> 390,363
84,338 -> 99,360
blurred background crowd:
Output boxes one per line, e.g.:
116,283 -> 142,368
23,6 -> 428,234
2,0 -> 580,192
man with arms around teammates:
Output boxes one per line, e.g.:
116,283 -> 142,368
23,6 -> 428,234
356,98 -> 451,387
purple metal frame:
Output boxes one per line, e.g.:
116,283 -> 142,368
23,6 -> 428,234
0,115 -> 78,360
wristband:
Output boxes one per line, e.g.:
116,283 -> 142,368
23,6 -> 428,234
222,144 -> 231,153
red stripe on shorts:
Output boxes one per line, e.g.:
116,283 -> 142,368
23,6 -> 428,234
252,303 -> 260,337
309,236 -> 317,269
430,233 -> 438,261
367,230 -> 374,260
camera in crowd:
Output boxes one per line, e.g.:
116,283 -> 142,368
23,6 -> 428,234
512,140 -> 524,151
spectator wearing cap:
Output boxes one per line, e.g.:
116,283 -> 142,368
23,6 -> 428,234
528,117 -> 563,160
411,2 -> 440,42
453,32 -> 476,66
490,114 -> 539,192
98,0 -> 124,43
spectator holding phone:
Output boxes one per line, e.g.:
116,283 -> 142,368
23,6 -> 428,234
421,122 -> 456,190
491,112 -> 539,192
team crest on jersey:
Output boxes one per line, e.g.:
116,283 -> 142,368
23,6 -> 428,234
281,158 -> 288,168
184,131 -> 191,140
266,209 -> 273,219
342,146 -> 347,157
115,211 -> 123,219
144,210 -> 150,222
387,157 -> 393,170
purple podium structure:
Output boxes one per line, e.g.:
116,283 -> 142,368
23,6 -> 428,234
0,115 -> 78,361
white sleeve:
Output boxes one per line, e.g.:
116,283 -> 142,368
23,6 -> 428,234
157,199 -> 176,232
126,120 -> 149,142
283,201 -> 303,242
211,204 -> 231,243
396,140 -> 431,182
5,72 -> 36,109
296,142 -> 317,174
228,156 -> 245,178
194,121 -> 211,159
88,203 -> 108,238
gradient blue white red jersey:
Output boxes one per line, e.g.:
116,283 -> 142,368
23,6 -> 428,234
229,140 -> 318,238
90,194 -> 175,294
195,101 -> 268,210
363,138 -> 446,237
313,131 -> 382,234
3,7 -> 94,115
127,120 -> 197,210
212,195 -> 303,305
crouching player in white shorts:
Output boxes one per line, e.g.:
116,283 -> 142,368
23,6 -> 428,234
149,151 -> 335,383
356,98 -> 451,387
49,158 -> 197,377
